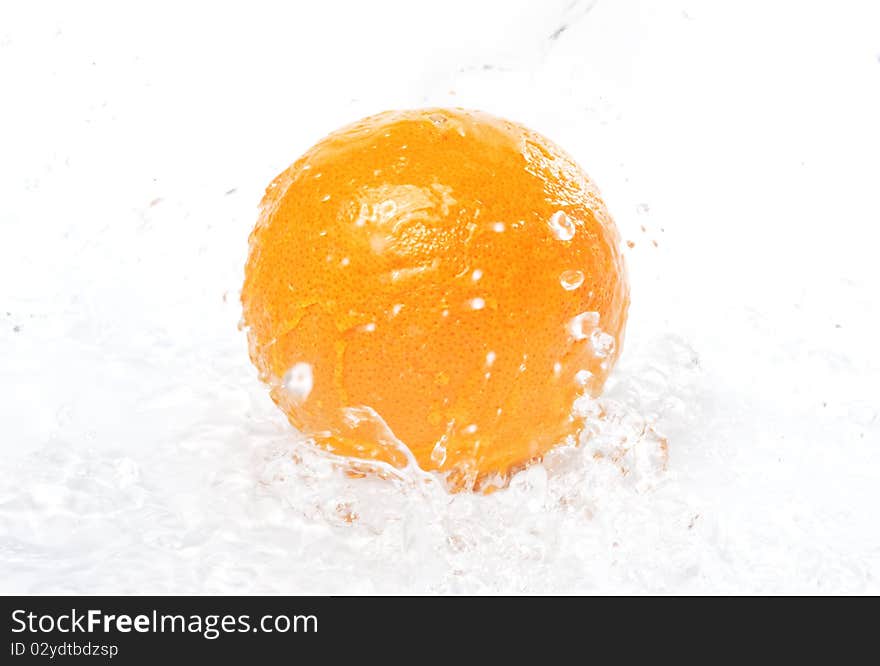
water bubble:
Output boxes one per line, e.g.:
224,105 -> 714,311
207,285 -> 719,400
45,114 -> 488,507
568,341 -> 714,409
485,351 -> 497,367
283,363 -> 313,403
471,269 -> 483,281
491,222 -> 506,233
548,210 -> 575,241
468,297 -> 486,311
321,194 -> 331,202
560,269 -> 584,290
590,330 -> 615,358
431,441 -> 447,465
463,424 -> 478,435
391,304 -> 404,317
575,369 -> 593,386
340,257 -> 350,267
553,361 -> 562,376
363,322 -> 377,332
569,311 -> 600,340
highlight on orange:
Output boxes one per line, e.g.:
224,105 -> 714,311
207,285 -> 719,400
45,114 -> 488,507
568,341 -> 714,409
241,108 -> 629,490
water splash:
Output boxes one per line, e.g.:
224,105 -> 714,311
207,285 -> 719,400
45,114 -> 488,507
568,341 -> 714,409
259,383 -> 669,541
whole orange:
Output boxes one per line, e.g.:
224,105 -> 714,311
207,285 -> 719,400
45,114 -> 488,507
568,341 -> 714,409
241,108 -> 629,490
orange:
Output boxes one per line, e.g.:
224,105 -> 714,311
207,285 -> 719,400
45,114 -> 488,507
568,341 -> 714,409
241,108 -> 629,490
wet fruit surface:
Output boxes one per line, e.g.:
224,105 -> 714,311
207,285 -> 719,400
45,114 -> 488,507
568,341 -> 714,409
241,108 -> 629,489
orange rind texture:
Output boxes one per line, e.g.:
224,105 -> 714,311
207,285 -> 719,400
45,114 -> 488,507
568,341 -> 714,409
241,108 -> 629,491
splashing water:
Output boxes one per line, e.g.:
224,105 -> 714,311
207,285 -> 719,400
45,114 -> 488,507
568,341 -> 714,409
230,325 -> 719,594
256,357 -> 671,589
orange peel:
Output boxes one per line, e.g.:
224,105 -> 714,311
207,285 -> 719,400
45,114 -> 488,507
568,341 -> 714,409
241,108 -> 629,489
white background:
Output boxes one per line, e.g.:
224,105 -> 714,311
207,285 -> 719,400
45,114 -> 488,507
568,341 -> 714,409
1,0 -> 879,593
